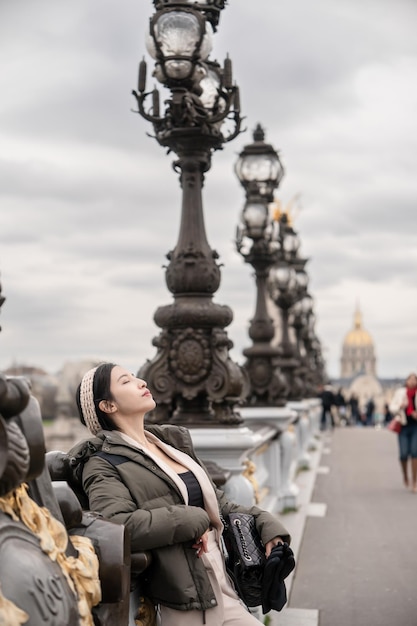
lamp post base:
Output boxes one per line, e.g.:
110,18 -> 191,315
139,299 -> 247,426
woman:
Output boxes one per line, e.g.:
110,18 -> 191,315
389,372 -> 417,492
68,363 -> 291,625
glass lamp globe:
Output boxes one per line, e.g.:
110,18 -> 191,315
295,269 -> 308,289
237,155 -> 275,183
292,299 -> 304,316
272,265 -> 296,290
242,201 -> 268,239
234,125 -> 284,201
240,236 -> 252,256
199,64 -> 224,112
151,10 -> 203,80
283,232 -> 300,255
145,33 -> 157,59
301,294 -> 314,314
199,22 -> 213,60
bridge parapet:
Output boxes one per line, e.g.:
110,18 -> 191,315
191,400 -> 320,516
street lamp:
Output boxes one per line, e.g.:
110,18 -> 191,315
291,291 -> 317,393
235,123 -> 285,200
304,328 -> 326,393
133,0 -> 245,426
235,125 -> 287,406
267,212 -> 307,400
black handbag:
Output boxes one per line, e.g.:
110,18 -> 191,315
222,512 -> 266,607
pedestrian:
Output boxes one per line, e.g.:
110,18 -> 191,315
319,383 -> 335,430
383,403 -> 393,427
365,397 -> 375,427
389,373 -> 417,493
334,388 -> 347,425
348,393 -> 360,425
68,363 -> 292,625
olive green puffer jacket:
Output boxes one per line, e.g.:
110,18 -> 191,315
67,425 -> 290,612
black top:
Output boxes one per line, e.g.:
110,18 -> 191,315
179,470 -> 204,508
405,389 -> 417,426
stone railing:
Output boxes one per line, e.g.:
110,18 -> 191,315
190,398 -> 321,515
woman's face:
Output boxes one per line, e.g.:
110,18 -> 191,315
108,365 -> 156,416
406,373 -> 417,388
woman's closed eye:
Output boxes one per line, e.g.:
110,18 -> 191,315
123,373 -> 137,383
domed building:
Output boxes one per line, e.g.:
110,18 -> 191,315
340,306 -> 376,378
334,307 -> 401,420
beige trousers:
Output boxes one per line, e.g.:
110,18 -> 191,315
159,530 -> 260,626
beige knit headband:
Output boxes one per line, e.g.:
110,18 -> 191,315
79,366 -> 101,435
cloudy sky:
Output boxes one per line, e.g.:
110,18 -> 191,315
1,0 -> 416,380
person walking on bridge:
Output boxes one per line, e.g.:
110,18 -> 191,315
389,372 -> 417,492
319,383 -> 336,431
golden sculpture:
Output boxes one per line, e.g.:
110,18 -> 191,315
243,459 -> 261,504
270,195 -> 302,226
135,596 -> 157,626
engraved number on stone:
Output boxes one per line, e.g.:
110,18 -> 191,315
29,575 -> 64,620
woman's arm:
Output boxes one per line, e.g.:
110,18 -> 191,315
83,458 -> 210,552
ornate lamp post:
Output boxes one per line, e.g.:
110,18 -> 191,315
234,124 -> 288,406
291,293 -> 316,395
309,335 -> 326,388
267,213 -> 306,400
133,0 -> 246,426
292,294 -> 313,358
302,314 -> 327,392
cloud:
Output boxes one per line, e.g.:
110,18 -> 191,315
0,0 -> 416,382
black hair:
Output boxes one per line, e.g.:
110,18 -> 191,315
76,362 -> 119,432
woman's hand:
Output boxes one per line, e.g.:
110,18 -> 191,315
192,529 -> 210,558
265,536 -> 284,558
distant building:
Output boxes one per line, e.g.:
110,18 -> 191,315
2,364 -> 59,421
334,306 -> 400,418
340,306 -> 376,378
1,360 -> 98,451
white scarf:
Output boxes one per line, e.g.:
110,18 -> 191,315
119,432 -> 223,532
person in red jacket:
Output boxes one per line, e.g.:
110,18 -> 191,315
389,372 -> 417,492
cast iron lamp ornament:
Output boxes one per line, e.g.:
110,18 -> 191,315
235,124 -> 285,200
308,334 -> 326,388
235,125 -> 288,406
291,292 -> 317,396
266,211 -> 308,400
133,0 -> 246,425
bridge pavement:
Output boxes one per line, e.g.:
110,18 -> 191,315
269,426 -> 417,626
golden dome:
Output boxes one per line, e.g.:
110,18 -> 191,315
343,308 -> 373,347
